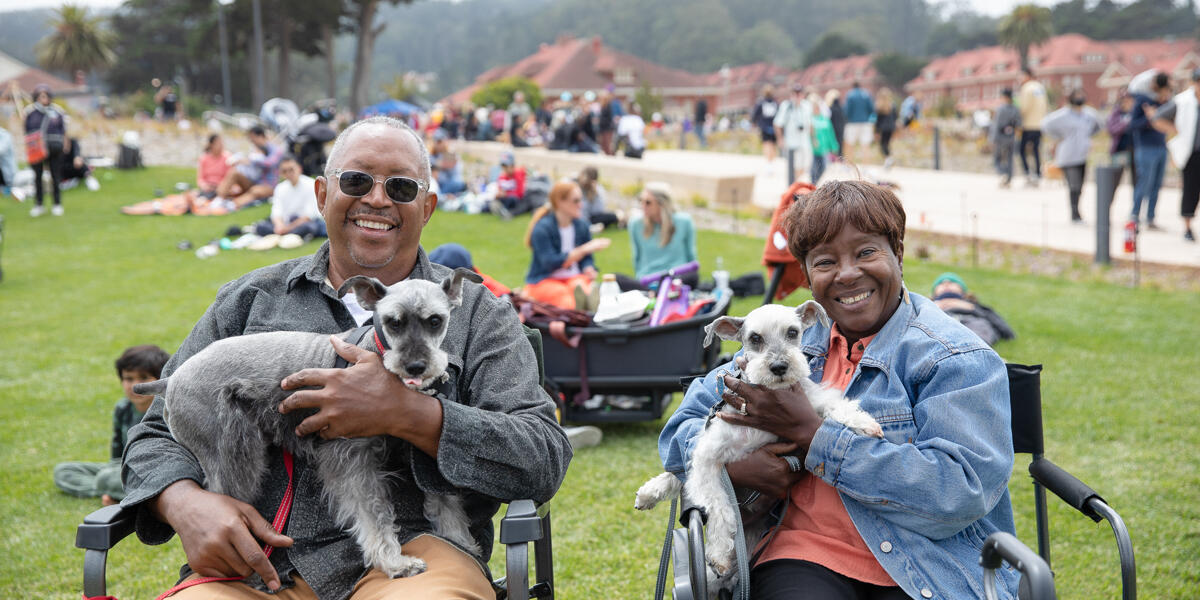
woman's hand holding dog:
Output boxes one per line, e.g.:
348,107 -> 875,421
278,336 -> 444,458
718,373 -> 824,458
153,479 -> 292,591
726,442 -> 807,499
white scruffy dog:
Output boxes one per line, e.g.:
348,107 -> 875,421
635,301 -> 883,584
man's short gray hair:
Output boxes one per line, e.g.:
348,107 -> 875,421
324,116 -> 432,184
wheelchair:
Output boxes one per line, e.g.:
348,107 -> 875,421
661,364 -> 1135,600
75,326 -> 557,600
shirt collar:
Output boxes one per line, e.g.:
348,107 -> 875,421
287,242 -> 435,295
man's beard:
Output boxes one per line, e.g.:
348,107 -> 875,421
347,242 -> 397,269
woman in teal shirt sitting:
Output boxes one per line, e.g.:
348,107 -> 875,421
625,182 -> 699,289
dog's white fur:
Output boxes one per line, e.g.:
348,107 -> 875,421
635,301 -> 882,584
135,269 -> 482,579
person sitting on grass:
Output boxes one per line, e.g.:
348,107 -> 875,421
576,166 -> 620,230
197,133 -> 232,199
522,179 -> 611,309
241,155 -> 326,250
930,272 -> 1015,347
621,182 -> 698,291
214,125 -> 285,210
54,344 -> 170,506
490,151 -> 529,219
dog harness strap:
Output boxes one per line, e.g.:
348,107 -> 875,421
372,329 -> 387,355
334,325 -> 375,369
153,450 -> 296,600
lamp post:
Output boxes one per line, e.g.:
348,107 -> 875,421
251,0 -> 266,110
217,0 -> 234,112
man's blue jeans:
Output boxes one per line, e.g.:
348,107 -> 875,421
1132,144 -> 1166,223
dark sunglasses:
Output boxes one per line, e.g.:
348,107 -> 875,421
330,169 -> 428,203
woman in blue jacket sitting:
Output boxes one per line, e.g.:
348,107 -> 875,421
658,180 -> 1019,599
522,179 -> 611,309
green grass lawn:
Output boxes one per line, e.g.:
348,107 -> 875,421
1,167 -> 1197,598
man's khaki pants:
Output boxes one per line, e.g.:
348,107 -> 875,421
169,535 -> 495,600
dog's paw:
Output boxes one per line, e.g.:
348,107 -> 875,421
381,555 -> 427,578
861,421 -> 884,438
634,489 -> 659,511
708,555 -> 734,578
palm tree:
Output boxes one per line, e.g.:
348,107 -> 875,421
35,4 -> 116,83
998,4 -> 1054,71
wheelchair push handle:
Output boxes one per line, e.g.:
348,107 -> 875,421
981,532 -> 1057,600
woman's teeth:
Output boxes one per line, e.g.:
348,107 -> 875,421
838,290 -> 872,304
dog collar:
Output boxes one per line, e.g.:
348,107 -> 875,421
372,314 -> 391,351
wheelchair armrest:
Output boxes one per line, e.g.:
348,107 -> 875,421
76,504 -> 136,551
499,499 -> 549,544
980,532 -> 1057,600
1029,457 -> 1137,600
1029,458 -> 1104,522
498,499 -> 554,600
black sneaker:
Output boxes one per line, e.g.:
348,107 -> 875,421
1186,229 -> 1196,242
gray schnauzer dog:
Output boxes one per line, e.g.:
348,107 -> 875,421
635,301 -> 883,586
134,268 -> 483,579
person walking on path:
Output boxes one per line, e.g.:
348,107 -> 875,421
826,89 -> 846,159
1156,68 -> 1200,242
874,88 -> 898,168
1017,68 -> 1049,186
843,81 -> 875,158
1107,93 -> 1137,193
23,84 -> 69,217
753,85 -> 780,166
811,95 -> 839,185
1041,89 -> 1102,223
1129,72 -> 1173,229
990,88 -> 1021,188
693,98 -> 709,149
774,85 -> 814,185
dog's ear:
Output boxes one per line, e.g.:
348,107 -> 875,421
441,267 -> 484,307
796,300 -> 831,330
339,275 -> 388,311
703,316 -> 744,347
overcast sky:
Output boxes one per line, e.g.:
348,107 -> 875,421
0,0 -> 1064,14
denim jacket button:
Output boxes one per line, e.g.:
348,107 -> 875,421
920,588 -> 933,598
879,541 -> 893,553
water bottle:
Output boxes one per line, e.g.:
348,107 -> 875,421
1123,220 -> 1137,253
712,256 -> 730,292
599,273 -> 621,303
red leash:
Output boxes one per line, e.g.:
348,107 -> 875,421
141,451 -> 296,600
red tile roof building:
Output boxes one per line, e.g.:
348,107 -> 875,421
442,35 -> 718,115
905,34 -> 1200,111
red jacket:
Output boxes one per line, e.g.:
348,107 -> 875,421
498,167 -> 526,199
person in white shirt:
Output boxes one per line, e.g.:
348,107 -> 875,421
617,104 -> 647,159
774,84 -> 814,185
246,155 -> 326,249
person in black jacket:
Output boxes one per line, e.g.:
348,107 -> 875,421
23,84 -> 69,216
826,89 -> 846,160
931,272 -> 1015,346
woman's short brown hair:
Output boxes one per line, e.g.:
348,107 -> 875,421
784,180 -> 906,266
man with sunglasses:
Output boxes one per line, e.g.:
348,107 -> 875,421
122,116 -> 571,600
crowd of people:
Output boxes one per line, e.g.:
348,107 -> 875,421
752,81 -> 920,186
979,66 -> 1199,241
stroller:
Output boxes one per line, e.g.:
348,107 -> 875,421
286,100 -> 338,177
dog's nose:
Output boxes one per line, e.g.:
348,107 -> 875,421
769,361 -> 789,376
405,361 -> 427,376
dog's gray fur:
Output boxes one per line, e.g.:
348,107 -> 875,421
135,268 -> 483,578
635,301 -> 883,593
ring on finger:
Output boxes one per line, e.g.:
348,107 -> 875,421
738,400 -> 748,416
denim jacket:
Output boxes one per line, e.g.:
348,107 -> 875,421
658,288 -> 1021,599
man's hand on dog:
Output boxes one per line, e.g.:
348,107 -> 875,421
278,336 -> 444,457
718,358 -> 823,456
154,479 -> 292,591
726,442 -> 807,499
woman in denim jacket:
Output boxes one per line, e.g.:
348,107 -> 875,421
658,180 -> 1020,599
